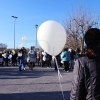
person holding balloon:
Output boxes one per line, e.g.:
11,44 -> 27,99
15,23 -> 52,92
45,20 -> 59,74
28,46 -> 36,71
18,47 -> 27,71
41,51 -> 47,67
12,51 -> 17,66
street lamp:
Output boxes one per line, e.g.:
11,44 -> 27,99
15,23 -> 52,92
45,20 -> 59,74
12,16 -> 18,50
35,24 -> 38,48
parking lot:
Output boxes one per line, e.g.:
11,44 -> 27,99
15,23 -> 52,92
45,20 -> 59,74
0,66 -> 73,100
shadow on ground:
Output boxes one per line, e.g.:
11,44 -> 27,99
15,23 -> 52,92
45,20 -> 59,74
0,91 -> 70,100
0,67 -> 72,80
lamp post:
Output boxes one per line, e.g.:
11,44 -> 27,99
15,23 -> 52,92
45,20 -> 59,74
35,24 -> 38,48
12,16 -> 18,50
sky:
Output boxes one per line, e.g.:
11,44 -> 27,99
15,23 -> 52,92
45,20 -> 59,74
0,0 -> 100,49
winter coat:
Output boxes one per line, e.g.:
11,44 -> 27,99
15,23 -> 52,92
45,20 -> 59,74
61,51 -> 70,62
70,56 -> 100,100
28,50 -> 36,62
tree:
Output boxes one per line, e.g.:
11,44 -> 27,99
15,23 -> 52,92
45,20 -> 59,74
64,8 -> 100,53
0,43 -> 7,52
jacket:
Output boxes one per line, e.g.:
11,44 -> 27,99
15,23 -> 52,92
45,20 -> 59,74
28,50 -> 36,62
61,51 -> 70,62
70,56 -> 100,100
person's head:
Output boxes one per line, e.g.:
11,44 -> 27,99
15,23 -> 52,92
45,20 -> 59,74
84,28 -> 100,58
21,47 -> 24,51
21,47 -> 26,52
40,51 -> 42,54
64,48 -> 68,51
30,46 -> 33,50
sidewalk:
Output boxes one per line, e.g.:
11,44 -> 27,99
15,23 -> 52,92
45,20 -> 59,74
0,66 -> 73,100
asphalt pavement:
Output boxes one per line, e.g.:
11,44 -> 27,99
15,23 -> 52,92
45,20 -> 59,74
0,65 -> 73,100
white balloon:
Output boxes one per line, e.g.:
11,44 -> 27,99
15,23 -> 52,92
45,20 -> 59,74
9,55 -> 12,58
12,50 -> 15,54
22,37 -> 24,40
18,52 -> 22,57
22,36 -> 28,41
68,48 -> 72,52
37,20 -> 66,56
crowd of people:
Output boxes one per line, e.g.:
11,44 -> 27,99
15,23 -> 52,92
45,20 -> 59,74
0,45 -> 82,72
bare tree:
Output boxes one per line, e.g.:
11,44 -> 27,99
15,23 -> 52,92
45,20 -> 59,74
64,8 -> 100,53
0,43 -> 7,52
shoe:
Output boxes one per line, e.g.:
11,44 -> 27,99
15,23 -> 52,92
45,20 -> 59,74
23,68 -> 25,71
66,70 -> 69,72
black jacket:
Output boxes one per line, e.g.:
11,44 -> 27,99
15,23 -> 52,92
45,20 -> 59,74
70,56 -> 100,100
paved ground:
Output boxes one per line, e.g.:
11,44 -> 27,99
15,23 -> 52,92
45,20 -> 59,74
0,65 -> 73,100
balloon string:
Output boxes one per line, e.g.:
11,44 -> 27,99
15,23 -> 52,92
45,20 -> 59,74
54,56 -> 65,100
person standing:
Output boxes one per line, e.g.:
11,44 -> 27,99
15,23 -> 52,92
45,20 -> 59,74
39,51 -> 43,67
70,28 -> 100,100
54,54 -> 60,70
70,49 -> 75,70
4,52 -> 9,66
47,53 -> 52,68
18,47 -> 27,71
36,51 -> 40,66
61,48 -> 70,72
12,51 -> 17,66
42,51 -> 47,67
28,46 -> 36,71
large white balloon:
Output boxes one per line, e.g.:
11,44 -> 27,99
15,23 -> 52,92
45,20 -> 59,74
37,20 -> 66,56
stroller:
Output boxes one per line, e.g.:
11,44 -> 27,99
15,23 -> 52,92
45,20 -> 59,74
0,53 -> 4,66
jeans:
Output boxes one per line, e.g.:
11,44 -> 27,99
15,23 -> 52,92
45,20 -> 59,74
18,59 -> 26,71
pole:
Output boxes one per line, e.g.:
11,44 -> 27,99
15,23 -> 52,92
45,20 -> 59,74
12,16 -> 18,50
35,24 -> 38,48
14,19 -> 16,50
36,27 -> 37,48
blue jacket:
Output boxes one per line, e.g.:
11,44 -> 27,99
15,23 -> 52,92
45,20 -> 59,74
61,51 -> 70,61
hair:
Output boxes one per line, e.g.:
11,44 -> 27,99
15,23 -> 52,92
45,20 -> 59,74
30,46 -> 34,50
84,28 -> 100,59
64,48 -> 68,51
